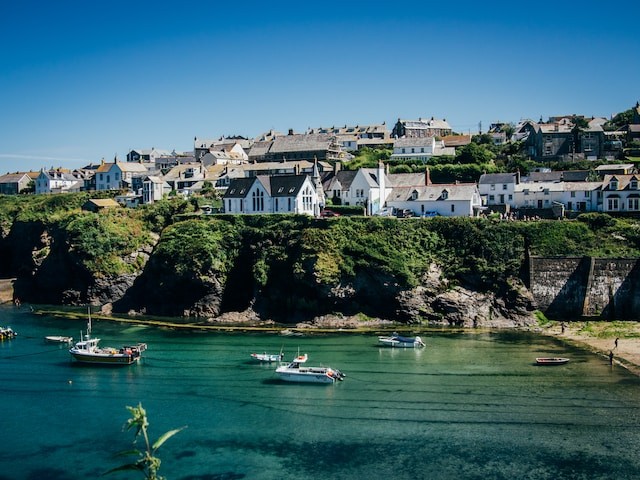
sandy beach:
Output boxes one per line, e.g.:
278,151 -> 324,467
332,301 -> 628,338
541,321 -> 640,376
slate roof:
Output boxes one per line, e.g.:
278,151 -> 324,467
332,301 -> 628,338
478,173 -> 517,185
388,184 -> 478,202
223,177 -> 256,198
270,134 -> 336,153
269,175 -> 308,197
388,172 -> 429,187
394,137 -> 435,148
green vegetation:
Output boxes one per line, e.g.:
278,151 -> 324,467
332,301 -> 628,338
105,403 -> 185,480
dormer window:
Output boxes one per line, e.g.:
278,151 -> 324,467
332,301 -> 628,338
631,178 -> 638,190
411,190 -> 418,200
441,189 -> 449,200
610,179 -> 618,190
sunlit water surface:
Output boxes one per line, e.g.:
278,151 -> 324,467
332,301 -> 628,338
1,306 -> 639,480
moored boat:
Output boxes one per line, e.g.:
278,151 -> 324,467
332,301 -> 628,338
0,326 -> 17,339
536,357 -> 570,365
45,335 -> 73,344
251,351 -> 284,362
378,332 -> 425,348
69,313 -> 146,366
275,354 -> 345,384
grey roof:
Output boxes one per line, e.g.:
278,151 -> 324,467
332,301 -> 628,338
0,173 -> 30,183
223,177 -> 256,198
388,184 -> 478,202
478,173 -> 517,184
388,172 -> 429,187
526,171 -> 563,183
270,134 -> 336,153
268,175 -> 308,197
394,137 -> 435,148
324,170 -> 357,190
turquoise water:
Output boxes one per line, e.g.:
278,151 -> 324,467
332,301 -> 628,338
1,306 -> 639,480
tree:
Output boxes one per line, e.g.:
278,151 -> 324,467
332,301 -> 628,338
455,142 -> 496,165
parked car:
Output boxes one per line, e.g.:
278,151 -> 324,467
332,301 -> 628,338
374,207 -> 396,217
422,211 -> 439,218
396,209 -> 415,218
321,209 -> 341,217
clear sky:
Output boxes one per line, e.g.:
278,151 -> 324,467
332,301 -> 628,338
1,0 -> 638,174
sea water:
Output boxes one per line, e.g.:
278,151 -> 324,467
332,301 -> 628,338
0,306 -> 639,480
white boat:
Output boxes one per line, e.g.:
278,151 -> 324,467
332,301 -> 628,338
0,326 -> 17,339
251,352 -> 284,362
536,357 -> 570,365
275,353 -> 345,384
69,312 -> 147,366
378,332 -> 425,348
45,335 -> 73,344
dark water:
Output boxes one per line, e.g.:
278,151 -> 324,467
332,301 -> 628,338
1,306 -> 639,480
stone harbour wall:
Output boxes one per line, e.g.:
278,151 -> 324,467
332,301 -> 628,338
529,256 -> 640,320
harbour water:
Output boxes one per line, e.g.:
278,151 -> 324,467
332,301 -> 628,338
1,306 -> 639,480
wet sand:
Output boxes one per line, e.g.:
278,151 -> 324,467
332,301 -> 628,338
541,321 -> 640,376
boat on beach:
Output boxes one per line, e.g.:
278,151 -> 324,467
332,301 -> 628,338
536,357 -> 570,365
45,335 -> 73,344
69,313 -> 147,366
251,351 -> 284,362
275,353 -> 345,384
378,332 -> 425,348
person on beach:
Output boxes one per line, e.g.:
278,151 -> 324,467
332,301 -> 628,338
615,337 -> 619,349
609,350 -> 614,365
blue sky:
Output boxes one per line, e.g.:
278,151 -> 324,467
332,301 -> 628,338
1,0 -> 638,173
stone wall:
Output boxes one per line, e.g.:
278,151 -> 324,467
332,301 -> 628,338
529,256 -> 640,319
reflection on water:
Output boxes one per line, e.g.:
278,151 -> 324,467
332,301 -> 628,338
1,306 -> 639,480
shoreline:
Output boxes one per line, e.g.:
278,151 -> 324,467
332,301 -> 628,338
539,321 -> 640,376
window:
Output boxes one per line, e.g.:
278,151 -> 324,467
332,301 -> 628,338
585,191 -> 590,198
508,194 -> 512,201
489,195 -> 495,202
502,184 -> 507,190
490,184 -> 496,190
451,204 -> 455,213
628,198 -> 639,211
302,187 -> 313,211
631,180 -> 638,190
543,189 -> 549,195
252,189 -> 265,211
610,180 -> 618,190
608,197 -> 619,210
570,191 -> 576,197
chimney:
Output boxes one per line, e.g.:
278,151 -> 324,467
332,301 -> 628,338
425,167 -> 432,186
333,161 -> 341,175
516,170 -> 521,184
288,128 -> 294,135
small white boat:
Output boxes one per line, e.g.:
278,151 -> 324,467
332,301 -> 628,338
378,332 -> 425,348
69,312 -> 146,366
251,352 -> 284,362
536,357 -> 570,365
45,335 -> 73,344
275,354 -> 345,384
0,326 -> 17,339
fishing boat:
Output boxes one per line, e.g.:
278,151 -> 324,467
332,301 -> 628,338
378,332 -> 425,348
535,357 -> 570,365
0,326 -> 17,339
45,335 -> 73,344
275,353 -> 345,384
251,351 -> 284,362
69,312 -> 147,366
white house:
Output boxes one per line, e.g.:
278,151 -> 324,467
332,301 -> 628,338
95,161 -> 148,191
478,173 -> 519,208
142,175 -> 172,204
323,163 -> 391,215
386,183 -> 482,217
162,163 -> 208,196
223,174 -> 321,216
601,174 -> 640,213
35,169 -> 82,194
389,137 -> 455,162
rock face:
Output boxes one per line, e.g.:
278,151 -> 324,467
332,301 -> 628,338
1,218 -> 537,327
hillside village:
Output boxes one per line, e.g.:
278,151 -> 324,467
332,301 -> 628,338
2,102 -> 640,220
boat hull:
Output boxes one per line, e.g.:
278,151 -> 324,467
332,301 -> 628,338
378,336 -> 425,348
276,370 -> 336,384
536,357 -> 570,365
70,352 -> 140,365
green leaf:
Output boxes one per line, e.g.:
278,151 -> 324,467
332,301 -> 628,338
152,427 -> 186,451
